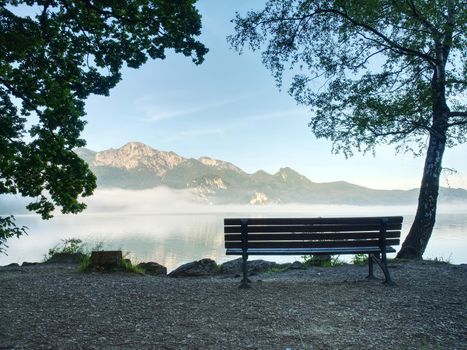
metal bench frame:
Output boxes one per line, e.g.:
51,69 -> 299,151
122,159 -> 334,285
224,216 -> 403,288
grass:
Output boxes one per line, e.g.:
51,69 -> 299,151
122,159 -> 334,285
265,265 -> 289,274
121,259 -> 145,275
302,255 -> 344,267
426,255 -> 452,264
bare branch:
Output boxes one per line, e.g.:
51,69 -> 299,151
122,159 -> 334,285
449,111 -> 467,118
351,48 -> 387,70
368,124 -> 418,137
447,120 -> 467,127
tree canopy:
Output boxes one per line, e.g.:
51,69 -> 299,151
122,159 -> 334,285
0,0 -> 207,252
229,0 -> 466,258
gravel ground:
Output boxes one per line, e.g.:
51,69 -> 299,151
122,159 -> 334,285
0,261 -> 466,350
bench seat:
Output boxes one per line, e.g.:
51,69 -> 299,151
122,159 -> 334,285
226,246 -> 396,255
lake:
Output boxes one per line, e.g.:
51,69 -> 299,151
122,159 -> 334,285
1,204 -> 466,270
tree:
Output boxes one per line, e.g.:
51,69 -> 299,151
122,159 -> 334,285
229,0 -> 466,259
0,0 -> 207,253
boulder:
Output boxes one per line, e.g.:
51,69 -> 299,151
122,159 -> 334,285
4,263 -> 19,267
287,261 -> 306,270
137,262 -> 167,276
168,258 -> 218,277
219,258 -> 281,275
45,252 -> 85,264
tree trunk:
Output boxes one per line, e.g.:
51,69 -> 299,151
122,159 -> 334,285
396,131 -> 446,259
397,55 -> 450,259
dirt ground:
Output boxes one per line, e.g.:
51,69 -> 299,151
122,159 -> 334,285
0,260 -> 466,349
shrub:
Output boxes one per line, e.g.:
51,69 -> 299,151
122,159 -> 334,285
44,238 -> 86,261
302,255 -> 343,267
351,253 -> 369,265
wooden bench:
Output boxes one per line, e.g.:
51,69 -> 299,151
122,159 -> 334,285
224,216 -> 403,288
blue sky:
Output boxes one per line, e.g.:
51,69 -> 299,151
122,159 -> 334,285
82,1 -> 467,191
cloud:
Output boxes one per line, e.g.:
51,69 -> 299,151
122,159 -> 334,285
139,96 -> 245,122
157,128 -> 225,142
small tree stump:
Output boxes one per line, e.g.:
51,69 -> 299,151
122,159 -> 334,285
90,251 -> 123,270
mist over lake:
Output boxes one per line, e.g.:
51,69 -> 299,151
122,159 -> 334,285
1,188 -> 466,270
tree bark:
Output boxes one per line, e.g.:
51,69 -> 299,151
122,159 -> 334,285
396,130 -> 446,259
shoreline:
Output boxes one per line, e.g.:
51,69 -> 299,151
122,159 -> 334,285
1,260 -> 466,349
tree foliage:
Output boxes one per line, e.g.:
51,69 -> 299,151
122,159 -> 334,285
229,0 -> 466,258
0,0 -> 207,251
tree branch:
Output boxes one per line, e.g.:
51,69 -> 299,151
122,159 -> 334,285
0,78 -> 44,119
447,120 -> 467,127
315,7 -> 437,65
405,0 -> 441,38
367,124 -> 418,137
449,111 -> 467,118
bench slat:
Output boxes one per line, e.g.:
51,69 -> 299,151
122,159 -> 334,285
226,246 -> 397,255
225,231 -> 401,242
224,223 -> 402,233
225,239 -> 400,249
224,216 -> 403,226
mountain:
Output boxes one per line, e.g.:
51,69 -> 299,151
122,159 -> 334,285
74,142 -> 467,205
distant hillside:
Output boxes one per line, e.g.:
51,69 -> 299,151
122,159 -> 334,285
72,142 -> 467,205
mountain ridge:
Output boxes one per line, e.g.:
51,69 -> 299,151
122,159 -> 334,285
74,142 -> 467,205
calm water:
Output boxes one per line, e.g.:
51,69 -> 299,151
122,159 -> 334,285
1,204 -> 466,271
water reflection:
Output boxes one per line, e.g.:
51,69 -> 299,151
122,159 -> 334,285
1,205 -> 466,270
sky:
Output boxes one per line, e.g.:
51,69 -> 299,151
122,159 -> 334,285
82,1 -> 467,191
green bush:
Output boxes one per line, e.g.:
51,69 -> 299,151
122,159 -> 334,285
302,255 -> 343,267
44,238 -> 86,261
351,253 -> 369,265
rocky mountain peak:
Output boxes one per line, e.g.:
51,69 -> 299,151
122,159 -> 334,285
93,142 -> 185,176
198,156 -> 244,173
275,167 -> 312,184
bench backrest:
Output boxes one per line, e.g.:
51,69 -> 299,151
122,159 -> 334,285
224,216 -> 403,250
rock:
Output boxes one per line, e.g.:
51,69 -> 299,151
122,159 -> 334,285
219,258 -> 281,275
90,251 -> 123,270
4,263 -> 19,267
45,253 -> 85,264
21,262 -> 40,267
287,261 -> 306,270
137,262 -> 167,276
168,258 -> 218,277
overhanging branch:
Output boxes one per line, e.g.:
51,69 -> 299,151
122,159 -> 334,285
449,111 -> 467,118
314,7 -> 437,66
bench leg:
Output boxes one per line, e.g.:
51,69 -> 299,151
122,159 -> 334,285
380,250 -> 395,285
366,254 -> 376,279
239,253 -> 250,289
372,253 -> 395,286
